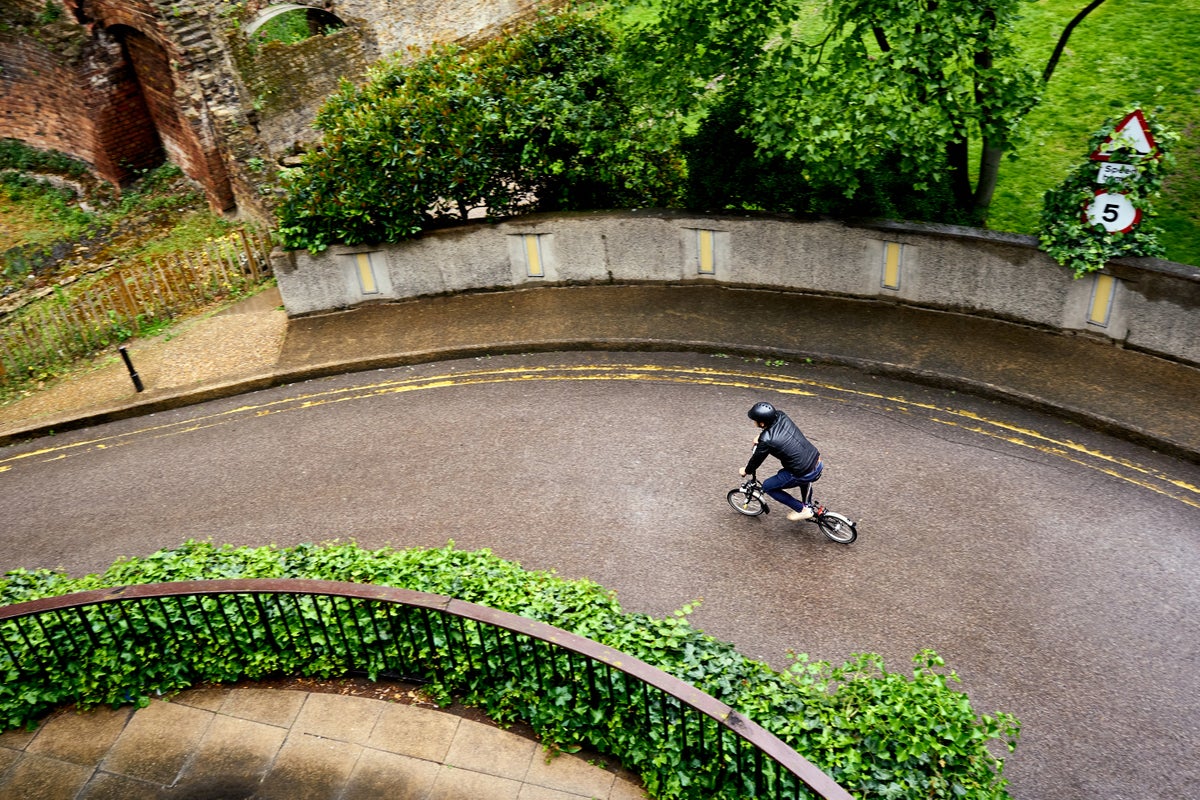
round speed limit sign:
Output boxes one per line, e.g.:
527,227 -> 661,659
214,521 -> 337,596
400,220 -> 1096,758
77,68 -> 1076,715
1084,190 -> 1141,233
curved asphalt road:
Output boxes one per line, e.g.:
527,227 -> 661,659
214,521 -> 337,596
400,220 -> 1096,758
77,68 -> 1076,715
2,351 -> 1198,800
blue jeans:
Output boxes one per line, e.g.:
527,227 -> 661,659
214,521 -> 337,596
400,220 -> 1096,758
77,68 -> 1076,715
762,463 -> 822,513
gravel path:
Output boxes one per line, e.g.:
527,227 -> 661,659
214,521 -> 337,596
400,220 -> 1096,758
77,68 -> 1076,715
0,287 -> 287,434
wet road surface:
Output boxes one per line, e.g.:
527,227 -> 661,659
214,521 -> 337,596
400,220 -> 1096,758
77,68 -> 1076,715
2,351 -> 1198,800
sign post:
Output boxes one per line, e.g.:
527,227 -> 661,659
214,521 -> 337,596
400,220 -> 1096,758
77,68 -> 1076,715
1082,108 -> 1158,234
1084,190 -> 1140,234
1088,109 -> 1158,162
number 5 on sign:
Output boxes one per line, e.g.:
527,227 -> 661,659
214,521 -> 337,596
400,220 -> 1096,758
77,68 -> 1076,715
1084,190 -> 1141,233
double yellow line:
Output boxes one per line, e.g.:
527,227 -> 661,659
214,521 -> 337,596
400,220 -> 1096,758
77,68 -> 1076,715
3,363 -> 1198,510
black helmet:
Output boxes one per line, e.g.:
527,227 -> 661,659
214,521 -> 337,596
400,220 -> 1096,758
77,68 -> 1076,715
748,402 -> 777,424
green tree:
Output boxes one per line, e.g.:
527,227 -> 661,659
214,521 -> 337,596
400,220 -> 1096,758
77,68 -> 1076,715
679,87 -> 963,222
276,10 -> 684,252
616,0 -> 1108,223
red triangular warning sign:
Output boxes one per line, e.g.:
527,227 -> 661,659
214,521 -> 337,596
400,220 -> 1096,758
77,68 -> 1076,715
1090,109 -> 1158,161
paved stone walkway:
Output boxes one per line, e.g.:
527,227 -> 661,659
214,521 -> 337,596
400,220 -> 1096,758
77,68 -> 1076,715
0,686 -> 646,800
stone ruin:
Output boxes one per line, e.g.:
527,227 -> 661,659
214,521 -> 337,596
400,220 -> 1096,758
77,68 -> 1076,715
0,0 -> 549,223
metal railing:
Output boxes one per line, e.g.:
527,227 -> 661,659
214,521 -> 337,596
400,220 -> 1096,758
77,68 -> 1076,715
0,580 -> 852,800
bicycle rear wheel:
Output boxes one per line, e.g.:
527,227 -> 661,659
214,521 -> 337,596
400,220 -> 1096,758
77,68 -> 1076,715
815,511 -> 857,543
727,488 -> 766,516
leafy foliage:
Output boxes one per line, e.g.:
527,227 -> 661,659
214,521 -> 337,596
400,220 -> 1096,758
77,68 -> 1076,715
251,9 -> 341,45
615,0 -> 1041,221
2,162 -> 210,285
0,175 -> 96,256
0,541 -> 1018,799
681,89 -> 967,222
276,10 -> 684,252
0,138 -> 89,178
1038,107 -> 1177,275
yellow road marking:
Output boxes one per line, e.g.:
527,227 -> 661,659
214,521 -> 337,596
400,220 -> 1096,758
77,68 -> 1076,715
3,362 -> 1197,509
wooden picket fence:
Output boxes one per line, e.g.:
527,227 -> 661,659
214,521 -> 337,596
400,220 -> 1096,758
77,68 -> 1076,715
0,227 -> 274,386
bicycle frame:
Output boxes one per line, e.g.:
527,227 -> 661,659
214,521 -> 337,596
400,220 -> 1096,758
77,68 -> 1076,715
746,472 -> 821,511
729,473 -> 857,543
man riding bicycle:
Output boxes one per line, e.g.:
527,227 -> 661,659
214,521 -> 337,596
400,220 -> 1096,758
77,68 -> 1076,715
739,401 -> 823,521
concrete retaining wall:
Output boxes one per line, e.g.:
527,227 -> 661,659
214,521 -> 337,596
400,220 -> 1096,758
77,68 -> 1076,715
271,210 -> 1200,366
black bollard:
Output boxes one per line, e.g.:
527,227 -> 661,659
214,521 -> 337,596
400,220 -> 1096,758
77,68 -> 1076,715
118,345 -> 144,392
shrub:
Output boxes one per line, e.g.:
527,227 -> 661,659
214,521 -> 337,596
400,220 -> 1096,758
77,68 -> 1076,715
0,541 -> 1018,799
0,139 -> 89,178
1038,107 -> 1178,276
277,10 -> 684,252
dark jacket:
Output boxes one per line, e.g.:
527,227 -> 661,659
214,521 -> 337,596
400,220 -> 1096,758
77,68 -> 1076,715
745,411 -> 820,477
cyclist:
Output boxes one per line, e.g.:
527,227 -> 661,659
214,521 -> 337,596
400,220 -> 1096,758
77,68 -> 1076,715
739,401 -> 823,521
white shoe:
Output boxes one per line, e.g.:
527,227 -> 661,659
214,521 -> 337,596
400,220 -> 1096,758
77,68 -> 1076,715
787,507 -> 814,521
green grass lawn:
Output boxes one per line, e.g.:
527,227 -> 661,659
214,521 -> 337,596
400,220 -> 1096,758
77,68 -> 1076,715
990,0 -> 1200,265
618,0 -> 1198,264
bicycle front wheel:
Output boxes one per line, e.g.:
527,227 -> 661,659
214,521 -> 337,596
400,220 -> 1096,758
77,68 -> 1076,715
816,511 -> 857,543
727,488 -> 766,516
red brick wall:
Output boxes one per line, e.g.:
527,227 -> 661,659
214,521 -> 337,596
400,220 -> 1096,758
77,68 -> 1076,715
1,1 -> 233,209
0,19 -> 162,187
4,0 -> 543,215
0,32 -> 96,167
120,29 -> 187,170
86,29 -> 165,182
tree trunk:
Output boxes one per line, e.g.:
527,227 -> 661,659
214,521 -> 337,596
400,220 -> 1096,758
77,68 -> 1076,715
1043,0 -> 1109,83
971,16 -> 998,221
946,139 -> 973,213
973,144 -> 1004,221
871,27 -> 890,53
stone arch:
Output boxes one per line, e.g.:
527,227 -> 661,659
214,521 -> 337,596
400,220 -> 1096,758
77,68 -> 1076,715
94,25 -> 168,183
235,2 -> 369,161
243,4 -> 348,40
98,20 -> 235,211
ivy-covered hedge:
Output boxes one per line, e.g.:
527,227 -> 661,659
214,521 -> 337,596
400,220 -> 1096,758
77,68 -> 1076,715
0,541 -> 1018,799
1039,107 -> 1178,275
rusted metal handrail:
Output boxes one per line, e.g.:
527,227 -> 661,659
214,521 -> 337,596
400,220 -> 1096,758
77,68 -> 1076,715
0,579 -> 852,800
